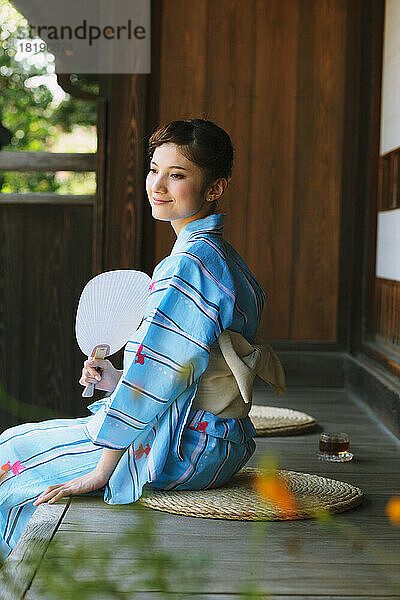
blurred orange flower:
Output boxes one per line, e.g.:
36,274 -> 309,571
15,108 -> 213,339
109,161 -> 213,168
385,496 -> 400,526
252,458 -> 297,515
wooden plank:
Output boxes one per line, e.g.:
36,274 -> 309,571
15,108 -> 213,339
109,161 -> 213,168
253,385 -> 400,442
59,499 -> 400,539
253,439 -> 400,460
153,0 -> 207,265
60,493 -> 398,524
26,596 -> 400,600
0,203 -> 93,423
254,420 -> 397,438
207,0 -> 278,337
21,204 -> 93,418
16,387 -> 400,599
0,206 -> 24,428
251,393 -> 371,416
59,508 -> 400,535
52,519 -> 400,561
363,0 -> 386,356
92,95 -> 107,274
254,435 -> 399,452
246,0 -> 298,341
102,74 -> 148,271
26,556 -> 400,597
0,193 -> 95,205
0,499 -> 69,600
25,593 -> 400,600
251,453 -> 400,476
288,0 -> 346,341
140,0 -> 161,277
336,0 -> 361,353
0,152 -> 96,172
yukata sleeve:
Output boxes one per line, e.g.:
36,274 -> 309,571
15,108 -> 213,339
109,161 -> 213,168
84,253 -> 236,450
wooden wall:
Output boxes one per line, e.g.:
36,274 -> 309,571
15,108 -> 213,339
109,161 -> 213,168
144,0 -> 362,345
0,205 -> 93,427
0,0 -> 384,425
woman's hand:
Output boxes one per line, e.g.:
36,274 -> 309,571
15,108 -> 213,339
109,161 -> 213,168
33,470 -> 108,506
79,358 -> 123,393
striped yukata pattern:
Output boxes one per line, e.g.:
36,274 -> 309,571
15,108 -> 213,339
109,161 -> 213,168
0,212 -> 264,559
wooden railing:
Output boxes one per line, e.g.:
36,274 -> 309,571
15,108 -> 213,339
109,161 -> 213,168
0,151 -> 96,205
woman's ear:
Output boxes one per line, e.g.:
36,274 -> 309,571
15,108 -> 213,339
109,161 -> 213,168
211,177 -> 228,200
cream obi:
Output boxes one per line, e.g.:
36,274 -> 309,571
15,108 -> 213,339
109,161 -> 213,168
192,329 -> 286,419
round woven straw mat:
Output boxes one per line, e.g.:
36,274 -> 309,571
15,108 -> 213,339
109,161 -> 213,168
249,405 -> 317,436
140,467 -> 363,521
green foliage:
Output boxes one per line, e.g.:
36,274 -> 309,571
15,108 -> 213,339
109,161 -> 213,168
20,503 -> 213,599
0,0 -> 97,193
1,170 -> 59,192
53,74 -> 98,132
0,2 -> 55,146
4,502 -> 275,599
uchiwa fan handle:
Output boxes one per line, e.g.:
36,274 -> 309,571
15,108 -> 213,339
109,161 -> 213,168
82,345 -> 110,398
82,383 -> 96,398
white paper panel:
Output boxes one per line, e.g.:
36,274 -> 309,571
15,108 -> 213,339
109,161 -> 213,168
376,208 -> 400,281
380,0 -> 400,155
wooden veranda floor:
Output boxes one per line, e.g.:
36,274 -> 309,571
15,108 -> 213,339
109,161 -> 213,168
2,384 -> 400,599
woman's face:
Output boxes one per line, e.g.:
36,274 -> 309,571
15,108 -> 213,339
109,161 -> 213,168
146,142 -> 215,235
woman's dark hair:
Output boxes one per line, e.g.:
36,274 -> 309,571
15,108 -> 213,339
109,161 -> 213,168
147,119 -> 234,214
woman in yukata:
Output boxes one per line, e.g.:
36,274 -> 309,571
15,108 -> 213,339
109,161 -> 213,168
0,118 -> 279,560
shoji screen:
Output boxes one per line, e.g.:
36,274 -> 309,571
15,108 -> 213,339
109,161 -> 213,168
371,0 -> 400,372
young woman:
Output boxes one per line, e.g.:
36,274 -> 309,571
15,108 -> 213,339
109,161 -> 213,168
0,119 -> 282,559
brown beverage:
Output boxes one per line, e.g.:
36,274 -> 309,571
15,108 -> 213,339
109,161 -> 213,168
319,438 -> 350,455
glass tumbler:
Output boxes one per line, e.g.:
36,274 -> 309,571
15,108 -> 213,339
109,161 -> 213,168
317,432 -> 353,462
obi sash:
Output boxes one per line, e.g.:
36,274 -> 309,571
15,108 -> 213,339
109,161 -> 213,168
193,329 -> 286,418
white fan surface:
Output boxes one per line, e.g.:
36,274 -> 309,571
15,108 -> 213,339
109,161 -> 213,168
75,269 -> 152,357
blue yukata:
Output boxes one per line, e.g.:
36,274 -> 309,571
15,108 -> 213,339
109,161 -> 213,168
0,212 -> 265,559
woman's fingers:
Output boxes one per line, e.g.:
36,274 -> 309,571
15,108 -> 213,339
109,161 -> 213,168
82,373 -> 101,382
82,372 -> 100,383
47,490 -> 66,504
80,365 -> 102,384
80,358 -> 119,392
82,359 -> 106,382
84,365 -> 102,380
34,473 -> 106,507
34,485 -> 67,506
79,375 -> 98,387
88,369 -> 101,380
34,487 -> 55,504
84,358 -> 106,371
